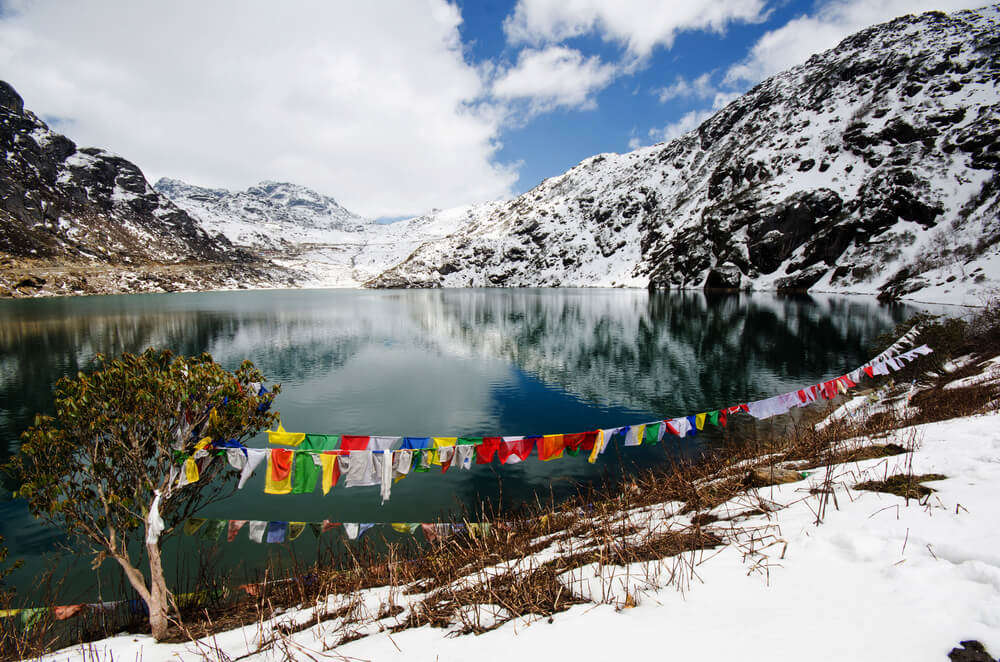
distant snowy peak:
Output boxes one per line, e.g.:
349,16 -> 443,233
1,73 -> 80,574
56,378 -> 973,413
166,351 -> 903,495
155,177 -> 373,249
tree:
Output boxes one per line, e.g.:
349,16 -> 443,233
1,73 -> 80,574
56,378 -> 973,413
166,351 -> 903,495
7,349 -> 279,640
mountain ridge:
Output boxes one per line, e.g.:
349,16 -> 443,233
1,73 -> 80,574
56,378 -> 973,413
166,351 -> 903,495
0,80 -> 287,297
153,178 -> 373,250
362,5 -> 1000,304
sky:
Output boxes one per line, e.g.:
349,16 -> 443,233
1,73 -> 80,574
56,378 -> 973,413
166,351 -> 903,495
0,0 -> 987,219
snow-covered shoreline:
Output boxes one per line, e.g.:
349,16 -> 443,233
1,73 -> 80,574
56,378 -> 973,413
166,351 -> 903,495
35,393 -> 1000,661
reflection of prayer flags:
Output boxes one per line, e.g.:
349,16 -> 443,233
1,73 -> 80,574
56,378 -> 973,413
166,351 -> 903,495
201,519 -> 227,541
266,521 -> 287,543
268,422 -> 305,447
227,520 -> 248,542
288,522 -> 306,540
248,520 -> 267,542
184,518 -> 206,536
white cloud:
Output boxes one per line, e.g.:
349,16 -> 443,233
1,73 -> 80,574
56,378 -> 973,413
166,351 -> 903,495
504,0 -> 770,60
491,46 -> 617,116
655,72 -> 717,103
645,90 -> 740,146
726,0 -> 986,84
649,108 -> 714,144
0,0 -> 518,218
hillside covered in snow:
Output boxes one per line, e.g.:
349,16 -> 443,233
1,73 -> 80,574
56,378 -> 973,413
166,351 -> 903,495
153,179 -> 375,249
364,5 -> 1000,304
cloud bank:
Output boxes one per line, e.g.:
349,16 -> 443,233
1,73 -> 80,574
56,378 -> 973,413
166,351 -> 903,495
0,0 -> 517,218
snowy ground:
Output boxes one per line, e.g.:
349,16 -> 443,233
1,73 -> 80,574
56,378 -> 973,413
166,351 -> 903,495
39,409 -> 1000,662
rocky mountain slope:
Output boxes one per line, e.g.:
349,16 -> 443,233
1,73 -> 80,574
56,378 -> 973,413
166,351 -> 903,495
154,178 -> 373,249
367,5 -> 1000,303
0,81 -> 286,297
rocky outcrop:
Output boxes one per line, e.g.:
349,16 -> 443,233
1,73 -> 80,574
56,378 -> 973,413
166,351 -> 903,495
0,80 -> 287,296
365,6 -> 1000,301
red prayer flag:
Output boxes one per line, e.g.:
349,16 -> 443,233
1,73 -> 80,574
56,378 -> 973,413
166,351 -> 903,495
477,437 -> 502,464
339,435 -> 370,451
270,448 -> 293,481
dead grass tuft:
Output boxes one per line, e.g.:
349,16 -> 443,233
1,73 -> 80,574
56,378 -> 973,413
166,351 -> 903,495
855,473 -> 948,500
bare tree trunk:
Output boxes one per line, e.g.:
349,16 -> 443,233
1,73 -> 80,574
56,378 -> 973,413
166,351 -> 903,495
111,543 -> 172,641
145,542 -> 171,641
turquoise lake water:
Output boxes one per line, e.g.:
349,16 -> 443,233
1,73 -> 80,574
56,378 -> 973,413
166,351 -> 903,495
0,288 -> 916,600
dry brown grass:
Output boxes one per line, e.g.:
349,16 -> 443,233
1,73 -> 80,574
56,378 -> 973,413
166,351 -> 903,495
5,335 -> 999,660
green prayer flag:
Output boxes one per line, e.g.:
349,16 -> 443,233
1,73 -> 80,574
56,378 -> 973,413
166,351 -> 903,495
565,447 -> 581,456
291,451 -> 321,494
457,437 -> 482,445
200,519 -> 226,541
303,434 -> 340,450
707,411 -> 721,426
412,449 -> 430,472
643,422 -> 662,445
309,522 -> 323,538
20,607 -> 46,630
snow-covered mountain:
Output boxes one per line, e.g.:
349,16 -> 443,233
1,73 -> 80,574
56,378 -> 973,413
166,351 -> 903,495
154,178 -> 374,249
0,82 -> 252,266
0,80 -> 288,296
366,5 -> 1000,304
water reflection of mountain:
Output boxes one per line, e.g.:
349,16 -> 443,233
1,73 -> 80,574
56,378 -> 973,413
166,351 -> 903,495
0,290 -> 913,459
409,290 -> 914,415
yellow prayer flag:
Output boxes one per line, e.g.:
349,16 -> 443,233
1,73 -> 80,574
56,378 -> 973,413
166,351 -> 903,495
588,429 -> 605,464
288,522 -> 306,540
268,421 -> 305,447
431,437 -> 457,465
183,457 -> 199,484
391,523 -> 411,534
263,451 -> 292,495
695,413 -> 706,430
319,453 -> 338,495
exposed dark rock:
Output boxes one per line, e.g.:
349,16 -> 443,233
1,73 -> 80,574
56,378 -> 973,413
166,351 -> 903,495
948,640 -> 997,662
1,79 -> 282,293
704,263 -> 742,290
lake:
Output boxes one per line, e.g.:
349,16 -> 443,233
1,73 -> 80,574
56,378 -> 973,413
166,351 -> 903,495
0,288 -> 916,601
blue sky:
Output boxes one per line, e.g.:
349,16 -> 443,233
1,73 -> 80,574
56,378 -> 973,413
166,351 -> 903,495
454,0 -> 803,193
0,0 -> 983,218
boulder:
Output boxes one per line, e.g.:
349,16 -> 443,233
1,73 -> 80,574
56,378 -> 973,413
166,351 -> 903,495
704,263 -> 743,290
